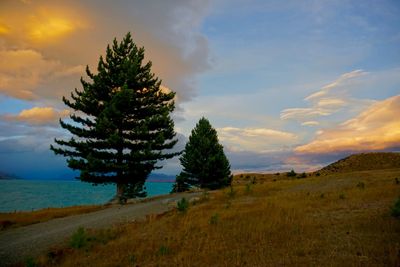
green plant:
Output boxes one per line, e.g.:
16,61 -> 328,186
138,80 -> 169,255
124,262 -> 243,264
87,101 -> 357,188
357,182 -> 365,189
210,213 -> 219,225
177,198 -> 189,213
391,197 -> 400,217
287,169 -> 297,177
25,257 -> 38,267
70,227 -> 88,249
227,186 -> 236,198
298,172 -> 307,179
245,183 -> 252,194
158,245 -> 170,256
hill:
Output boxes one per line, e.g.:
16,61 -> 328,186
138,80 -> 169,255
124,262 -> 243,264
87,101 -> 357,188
0,171 -> 20,180
318,152 -> 400,175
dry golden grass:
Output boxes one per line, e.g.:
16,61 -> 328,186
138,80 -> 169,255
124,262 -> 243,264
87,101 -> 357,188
30,169 -> 400,266
0,205 -> 106,231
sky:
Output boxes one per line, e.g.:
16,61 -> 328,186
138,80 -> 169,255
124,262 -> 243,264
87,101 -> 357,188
0,0 -> 399,179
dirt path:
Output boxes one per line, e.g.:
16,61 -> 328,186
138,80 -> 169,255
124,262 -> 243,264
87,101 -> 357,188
0,192 -> 200,266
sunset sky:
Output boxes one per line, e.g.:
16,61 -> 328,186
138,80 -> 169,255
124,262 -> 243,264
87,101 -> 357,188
0,0 -> 399,179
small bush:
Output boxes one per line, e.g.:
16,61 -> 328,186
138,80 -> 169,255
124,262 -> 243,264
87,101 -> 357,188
275,172 -> 280,176
287,169 -> 297,177
158,245 -> 170,256
245,183 -> 252,194
391,197 -> 400,217
395,178 -> 399,185
316,172 -> 321,177
210,213 -> 219,225
298,172 -> 307,179
70,227 -> 87,249
25,257 -> 38,267
339,193 -> 345,200
356,182 -> 365,189
177,198 -> 189,213
320,193 -> 325,198
227,186 -> 236,198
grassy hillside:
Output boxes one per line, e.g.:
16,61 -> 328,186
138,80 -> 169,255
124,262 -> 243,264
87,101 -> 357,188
26,167 -> 400,267
318,152 -> 400,175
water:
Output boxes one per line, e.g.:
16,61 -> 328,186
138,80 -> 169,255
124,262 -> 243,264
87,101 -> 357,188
0,180 -> 173,212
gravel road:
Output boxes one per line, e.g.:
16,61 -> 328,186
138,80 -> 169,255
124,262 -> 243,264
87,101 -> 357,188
0,192 -> 200,266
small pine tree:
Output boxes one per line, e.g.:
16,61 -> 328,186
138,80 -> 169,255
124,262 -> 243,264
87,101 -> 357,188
177,117 -> 231,190
171,174 -> 190,193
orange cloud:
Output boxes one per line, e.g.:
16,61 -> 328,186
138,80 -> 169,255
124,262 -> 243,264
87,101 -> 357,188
218,127 -> 298,152
295,95 -> 400,154
3,107 -> 69,125
0,49 -> 83,100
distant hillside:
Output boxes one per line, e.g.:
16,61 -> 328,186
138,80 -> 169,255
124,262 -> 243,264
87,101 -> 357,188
0,171 -> 20,180
318,152 -> 400,174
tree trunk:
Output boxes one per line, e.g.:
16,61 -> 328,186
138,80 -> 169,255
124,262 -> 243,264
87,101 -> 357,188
116,183 -> 126,204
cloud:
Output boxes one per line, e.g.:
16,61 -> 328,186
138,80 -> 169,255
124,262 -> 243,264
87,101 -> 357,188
3,107 -> 69,125
0,0 -> 211,104
295,95 -> 400,154
218,126 -> 298,153
280,70 -> 370,125
301,121 -> 319,126
0,49 -> 83,100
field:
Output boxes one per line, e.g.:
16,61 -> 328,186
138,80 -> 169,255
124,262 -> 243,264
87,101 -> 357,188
25,167 -> 400,267
0,205 -> 106,231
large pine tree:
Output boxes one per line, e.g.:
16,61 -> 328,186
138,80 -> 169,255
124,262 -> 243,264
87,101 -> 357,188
51,33 -> 178,202
174,117 -> 231,191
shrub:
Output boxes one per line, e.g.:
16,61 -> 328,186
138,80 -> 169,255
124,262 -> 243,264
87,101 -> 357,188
339,193 -> 345,200
25,257 -> 38,267
177,198 -> 189,213
320,193 -> 325,198
357,182 -> 365,189
227,186 -> 236,198
298,172 -> 307,179
275,172 -> 280,176
287,170 -> 297,177
210,213 -> 219,225
158,245 -> 170,256
245,183 -> 252,194
395,178 -> 399,185
70,227 -> 87,249
391,197 -> 400,217
316,172 -> 321,177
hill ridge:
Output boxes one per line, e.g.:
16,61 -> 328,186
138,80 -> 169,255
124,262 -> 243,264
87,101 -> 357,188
318,152 -> 400,174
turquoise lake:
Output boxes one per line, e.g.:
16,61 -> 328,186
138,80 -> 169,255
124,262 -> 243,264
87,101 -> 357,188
0,180 -> 173,212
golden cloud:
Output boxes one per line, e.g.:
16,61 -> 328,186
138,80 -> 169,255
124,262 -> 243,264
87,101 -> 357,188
218,127 -> 298,152
295,95 -> 400,154
3,107 -> 69,125
0,49 -> 83,100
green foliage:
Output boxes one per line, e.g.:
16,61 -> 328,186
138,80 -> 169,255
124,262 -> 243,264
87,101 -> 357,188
171,174 -> 190,193
245,183 -> 252,194
177,197 -> 189,213
298,172 -> 307,179
391,197 -> 400,217
25,257 -> 38,267
177,117 -> 232,190
209,213 -> 219,225
158,245 -> 170,256
227,186 -> 236,199
50,32 -> 178,201
70,227 -> 88,249
287,170 -> 297,177
357,182 -> 365,189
